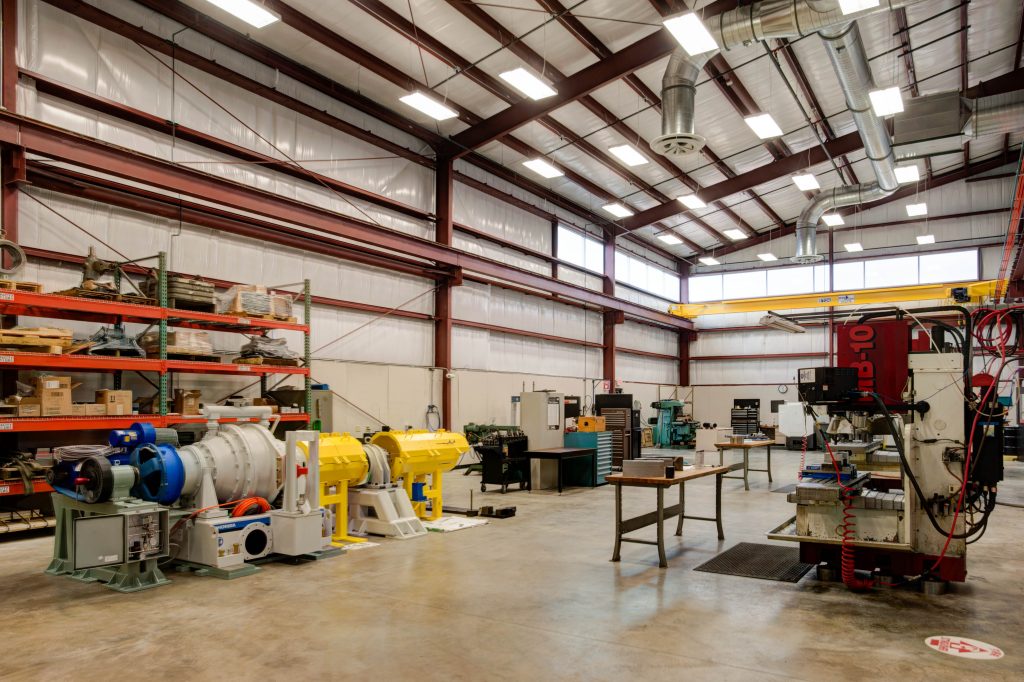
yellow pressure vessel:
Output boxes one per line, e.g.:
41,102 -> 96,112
369,430 -> 469,520
300,432 -> 369,545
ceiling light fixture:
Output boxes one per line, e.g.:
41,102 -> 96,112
678,194 -> 706,210
821,214 -> 845,227
744,113 -> 783,139
698,257 -> 720,266
608,144 -> 650,167
760,312 -> 806,333
868,86 -> 904,116
657,233 -> 683,245
603,203 -> 634,218
204,0 -> 280,28
792,173 -> 820,191
894,165 -> 920,183
723,229 -> 747,241
499,68 -> 557,100
757,253 -> 778,262
906,202 -> 928,217
916,234 -> 936,245
400,91 -> 458,120
844,242 -> 864,252
838,0 -> 880,15
522,158 -> 563,178
663,12 -> 719,56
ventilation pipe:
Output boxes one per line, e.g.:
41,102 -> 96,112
962,92 -> 1024,139
652,50 -> 714,156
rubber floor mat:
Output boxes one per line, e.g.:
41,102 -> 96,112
694,542 -> 813,582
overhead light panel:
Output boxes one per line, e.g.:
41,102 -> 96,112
657,233 -> 683,245
698,257 -> 720,266
869,86 -> 904,116
838,0 -> 880,15
894,164 -> 920,183
906,202 -> 928,217
608,144 -> 649,167
723,229 -> 747,241
400,91 -> 458,120
204,0 -> 280,28
792,173 -> 820,191
663,12 -> 719,56
844,242 -> 864,252
522,158 -> 563,179
917,234 -> 936,245
499,68 -> 557,100
760,313 -> 806,334
744,113 -> 783,139
757,253 -> 778,262
821,214 -> 844,227
603,203 -> 634,218
678,194 -> 706,210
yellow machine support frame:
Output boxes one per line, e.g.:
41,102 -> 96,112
300,433 -> 369,546
670,280 -> 997,318
370,430 -> 469,521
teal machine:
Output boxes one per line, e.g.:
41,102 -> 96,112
650,400 -> 698,448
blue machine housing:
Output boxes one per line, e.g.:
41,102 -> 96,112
130,442 -> 185,505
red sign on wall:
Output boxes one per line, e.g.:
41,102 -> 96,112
837,320 -> 909,407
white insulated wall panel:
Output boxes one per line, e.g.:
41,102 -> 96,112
452,281 -> 602,342
452,326 -> 602,378
691,357 -> 810,386
616,353 -> 678,385
691,329 -> 827,357
453,183 -> 552,254
618,321 -> 678,355
452,234 -> 551,276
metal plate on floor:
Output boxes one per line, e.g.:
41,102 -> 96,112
771,484 -> 797,494
694,542 -> 814,583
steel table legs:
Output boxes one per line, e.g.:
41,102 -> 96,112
612,483 -> 622,562
675,481 -> 685,536
715,473 -> 724,539
656,487 -> 666,568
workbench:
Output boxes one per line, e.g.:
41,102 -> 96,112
525,447 -> 596,493
714,439 -> 774,491
606,465 -> 729,568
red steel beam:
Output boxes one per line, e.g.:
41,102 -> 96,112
616,346 -> 678,362
0,111 -> 690,328
435,157 -> 455,429
1,0 -> 18,258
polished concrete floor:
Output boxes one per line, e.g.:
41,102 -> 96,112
2,449 -> 1022,681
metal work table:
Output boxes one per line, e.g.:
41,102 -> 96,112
525,447 -> 596,494
606,465 -> 729,568
714,439 -> 773,491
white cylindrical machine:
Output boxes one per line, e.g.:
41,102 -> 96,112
177,422 -> 284,503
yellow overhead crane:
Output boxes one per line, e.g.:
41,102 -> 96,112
669,280 -> 998,318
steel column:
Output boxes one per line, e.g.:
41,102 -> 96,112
435,157 -> 455,430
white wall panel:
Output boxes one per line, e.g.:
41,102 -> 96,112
691,357 -> 808,386
557,265 -> 604,292
692,329 -> 827,357
453,183 -> 552,254
452,327 -> 602,379
618,321 -> 677,355
616,353 -> 678,385
452,281 -> 602,342
452,233 -> 551,276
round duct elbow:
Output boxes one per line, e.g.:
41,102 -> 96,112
790,253 -> 824,264
651,131 -> 706,157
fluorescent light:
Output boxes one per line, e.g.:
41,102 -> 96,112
608,144 -> 649,167
603,203 -> 634,218
744,113 -> 783,139
869,86 -> 904,116
698,257 -> 720,266
760,313 -> 806,334
723,229 -> 747,241
400,91 -> 458,120
792,173 -> 820,191
678,194 -> 706,210
895,164 -> 920,183
499,68 -> 557,100
657,233 -> 683,245
663,12 -> 719,56
839,0 -> 880,15
917,234 -> 936,245
204,0 -> 280,28
522,158 -> 563,178
821,214 -> 845,227
906,202 -> 928,217
844,242 -> 864,252
757,253 -> 778,262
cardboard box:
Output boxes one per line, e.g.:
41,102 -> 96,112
85,403 -> 107,416
174,389 -> 202,416
578,416 -> 606,432
71,404 -> 86,416
96,389 -> 133,416
34,375 -> 72,391
39,388 -> 72,416
17,398 -> 41,417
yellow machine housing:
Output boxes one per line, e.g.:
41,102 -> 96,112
300,433 -> 369,545
369,429 -> 468,521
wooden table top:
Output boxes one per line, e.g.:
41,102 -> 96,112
605,465 -> 730,487
714,439 -> 773,449
525,447 -> 595,457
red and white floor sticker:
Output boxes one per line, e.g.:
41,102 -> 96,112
925,636 -> 1004,660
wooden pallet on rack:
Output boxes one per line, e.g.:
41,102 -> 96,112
52,287 -> 157,306
223,310 -> 298,323
0,279 -> 42,293
232,356 -> 301,367
0,327 -> 74,354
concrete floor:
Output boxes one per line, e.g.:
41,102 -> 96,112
2,448 -> 1022,681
